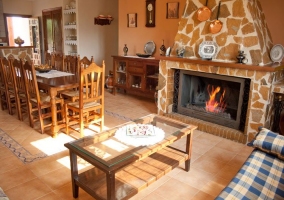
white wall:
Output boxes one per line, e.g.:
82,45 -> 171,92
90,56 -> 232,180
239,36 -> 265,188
31,0 -> 63,17
77,0 -> 118,73
2,0 -> 32,14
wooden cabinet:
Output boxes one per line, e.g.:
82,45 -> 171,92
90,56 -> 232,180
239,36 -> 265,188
112,56 -> 159,99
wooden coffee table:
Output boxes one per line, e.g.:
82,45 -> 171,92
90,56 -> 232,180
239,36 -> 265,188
64,114 -> 197,200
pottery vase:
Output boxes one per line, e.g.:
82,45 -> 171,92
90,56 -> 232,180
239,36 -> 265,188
70,0 -> 76,9
123,44 -> 128,56
159,40 -> 166,56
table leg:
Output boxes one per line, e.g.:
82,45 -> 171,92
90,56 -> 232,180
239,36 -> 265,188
185,131 -> 193,172
106,172 -> 116,200
50,88 -> 59,137
69,152 -> 79,198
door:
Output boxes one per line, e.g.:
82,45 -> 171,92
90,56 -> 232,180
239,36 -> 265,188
42,7 -> 63,55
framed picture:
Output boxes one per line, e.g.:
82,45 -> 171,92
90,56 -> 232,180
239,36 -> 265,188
127,13 -> 137,27
166,2 -> 179,19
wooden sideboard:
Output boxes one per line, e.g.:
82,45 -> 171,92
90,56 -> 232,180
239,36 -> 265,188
112,55 -> 159,99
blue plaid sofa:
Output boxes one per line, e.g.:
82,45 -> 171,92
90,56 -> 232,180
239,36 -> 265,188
216,127 -> 284,200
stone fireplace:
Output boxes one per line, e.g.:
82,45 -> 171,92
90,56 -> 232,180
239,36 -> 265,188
156,0 -> 284,144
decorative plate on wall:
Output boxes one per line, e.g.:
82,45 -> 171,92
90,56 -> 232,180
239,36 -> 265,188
198,41 -> 218,60
270,44 -> 284,63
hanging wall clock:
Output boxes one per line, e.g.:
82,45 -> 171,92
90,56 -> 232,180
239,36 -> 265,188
146,0 -> 156,27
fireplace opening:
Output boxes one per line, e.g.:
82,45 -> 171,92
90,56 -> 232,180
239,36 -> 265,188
173,70 -> 251,131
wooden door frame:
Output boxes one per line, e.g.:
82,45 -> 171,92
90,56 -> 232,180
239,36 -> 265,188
3,13 -> 32,46
42,7 -> 63,55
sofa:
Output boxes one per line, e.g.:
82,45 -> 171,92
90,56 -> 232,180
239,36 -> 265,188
216,127 -> 284,200
0,187 -> 9,200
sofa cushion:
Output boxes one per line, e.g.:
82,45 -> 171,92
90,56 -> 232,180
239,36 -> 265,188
247,127 -> 284,160
216,150 -> 284,200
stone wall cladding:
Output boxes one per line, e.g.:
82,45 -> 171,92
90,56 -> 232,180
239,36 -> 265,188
157,60 -> 283,142
172,0 -> 273,66
0,48 -> 32,62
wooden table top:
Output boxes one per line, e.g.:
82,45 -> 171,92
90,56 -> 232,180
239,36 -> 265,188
36,74 -> 79,90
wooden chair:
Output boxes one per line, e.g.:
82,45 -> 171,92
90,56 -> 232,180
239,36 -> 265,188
63,55 -> 78,74
53,53 -> 64,71
0,57 -> 18,116
60,56 -> 93,102
9,58 -> 29,121
21,60 -> 64,134
0,58 -> 9,111
64,60 -> 105,138
45,52 -> 53,66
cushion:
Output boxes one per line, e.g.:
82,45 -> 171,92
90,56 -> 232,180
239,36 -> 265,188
247,127 -> 284,160
0,187 -> 9,200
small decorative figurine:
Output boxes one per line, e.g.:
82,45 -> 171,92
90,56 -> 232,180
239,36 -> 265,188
177,47 -> 185,57
123,44 -> 128,56
236,50 -> 248,64
159,40 -> 166,56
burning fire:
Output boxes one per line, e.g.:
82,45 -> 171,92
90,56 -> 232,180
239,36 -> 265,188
206,85 -> 227,113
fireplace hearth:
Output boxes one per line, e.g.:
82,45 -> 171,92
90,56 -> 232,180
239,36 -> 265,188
173,70 -> 251,131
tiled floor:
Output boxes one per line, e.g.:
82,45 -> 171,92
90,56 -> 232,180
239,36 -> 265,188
0,91 -> 253,200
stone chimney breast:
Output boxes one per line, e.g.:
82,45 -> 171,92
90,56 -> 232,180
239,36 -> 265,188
173,0 -> 273,65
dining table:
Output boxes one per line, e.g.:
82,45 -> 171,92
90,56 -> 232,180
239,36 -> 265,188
36,70 -> 79,137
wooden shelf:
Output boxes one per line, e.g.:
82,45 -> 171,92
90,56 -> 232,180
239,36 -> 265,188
76,147 -> 188,200
157,56 -> 284,72
94,18 -> 113,26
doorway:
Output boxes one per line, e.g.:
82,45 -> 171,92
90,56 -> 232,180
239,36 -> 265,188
42,7 -> 63,55
4,13 -> 42,65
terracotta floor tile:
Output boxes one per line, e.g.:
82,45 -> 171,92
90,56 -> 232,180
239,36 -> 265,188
52,182 -> 94,200
0,146 -> 15,160
0,154 -> 25,174
215,138 -> 246,153
141,192 -> 167,200
203,146 -> 237,163
192,155 -> 227,174
194,132 -> 223,146
0,166 -> 37,190
36,192 -> 59,200
215,164 -> 242,181
227,153 -> 250,168
172,167 -> 216,189
4,178 -> 51,200
200,175 -> 232,197
151,178 -> 199,200
27,153 -> 67,177
129,175 -> 171,200
190,191 -> 215,200
38,167 -> 71,190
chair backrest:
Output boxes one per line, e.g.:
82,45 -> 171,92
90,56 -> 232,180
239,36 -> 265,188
0,57 -> 15,92
64,55 -> 77,74
10,58 -> 26,95
53,53 -> 64,71
0,58 -> 6,87
45,52 -> 52,66
77,56 -> 94,75
79,60 -> 105,108
21,61 -> 41,105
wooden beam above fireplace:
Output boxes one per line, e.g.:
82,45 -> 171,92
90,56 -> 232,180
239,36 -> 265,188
157,56 -> 284,72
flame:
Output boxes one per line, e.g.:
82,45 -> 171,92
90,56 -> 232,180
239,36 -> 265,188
206,85 -> 227,113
